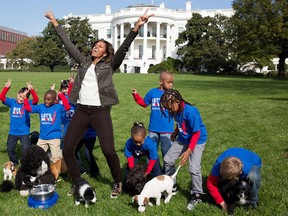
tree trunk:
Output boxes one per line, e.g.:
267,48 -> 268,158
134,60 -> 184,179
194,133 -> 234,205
278,55 -> 286,78
49,65 -> 54,72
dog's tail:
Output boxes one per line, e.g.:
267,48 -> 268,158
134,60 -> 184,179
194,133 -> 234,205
0,180 -> 14,192
171,165 -> 182,180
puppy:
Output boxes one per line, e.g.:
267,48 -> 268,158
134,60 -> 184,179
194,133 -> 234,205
3,161 -> 17,180
132,165 -> 181,213
125,163 -> 149,195
50,158 -> 68,181
74,178 -> 96,208
0,180 -> 14,192
219,179 -> 252,215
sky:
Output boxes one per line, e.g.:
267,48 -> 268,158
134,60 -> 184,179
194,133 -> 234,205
0,0 -> 233,36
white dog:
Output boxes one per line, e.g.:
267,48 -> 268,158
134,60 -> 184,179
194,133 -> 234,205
3,161 -> 16,180
132,165 -> 181,212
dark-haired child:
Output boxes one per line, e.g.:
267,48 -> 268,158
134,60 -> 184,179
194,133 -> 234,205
0,79 -> 39,165
24,89 -> 70,165
132,71 -> 174,159
57,77 -> 76,149
206,147 -> 262,211
124,122 -> 161,179
160,89 -> 208,211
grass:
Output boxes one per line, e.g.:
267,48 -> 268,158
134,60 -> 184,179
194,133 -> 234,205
0,72 -> 287,216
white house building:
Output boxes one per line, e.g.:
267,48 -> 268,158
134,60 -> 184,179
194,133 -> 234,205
66,1 -> 234,73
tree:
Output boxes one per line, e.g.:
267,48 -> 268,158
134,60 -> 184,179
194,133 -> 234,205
147,57 -> 183,73
32,36 -> 67,72
176,13 -> 232,73
230,0 -> 288,77
6,37 -> 36,69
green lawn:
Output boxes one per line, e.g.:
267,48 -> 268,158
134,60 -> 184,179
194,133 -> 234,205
0,72 -> 287,216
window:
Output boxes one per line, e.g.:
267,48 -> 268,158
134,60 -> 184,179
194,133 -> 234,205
139,45 -> 143,58
152,45 -> 156,59
107,29 -> 111,39
178,27 -> 184,38
139,27 -> 144,37
152,26 -> 156,37
163,46 -> 166,59
95,30 -> 99,39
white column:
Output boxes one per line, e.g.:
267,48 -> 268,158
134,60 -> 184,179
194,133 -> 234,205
143,22 -> 148,70
113,25 -> 118,51
156,22 -> 161,61
166,23 -> 170,59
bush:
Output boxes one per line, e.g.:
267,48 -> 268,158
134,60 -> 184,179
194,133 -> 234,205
147,57 -> 183,74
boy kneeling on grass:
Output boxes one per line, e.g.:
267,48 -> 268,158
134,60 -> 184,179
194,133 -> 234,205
206,147 -> 262,212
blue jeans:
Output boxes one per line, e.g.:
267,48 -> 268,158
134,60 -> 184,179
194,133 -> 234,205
149,132 -> 173,158
7,134 -> 30,165
244,165 -> 261,204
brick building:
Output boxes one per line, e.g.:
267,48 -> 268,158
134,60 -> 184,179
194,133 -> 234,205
0,25 -> 28,69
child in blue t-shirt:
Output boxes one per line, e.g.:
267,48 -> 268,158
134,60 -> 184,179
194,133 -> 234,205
132,71 -> 174,160
207,147 -> 262,211
24,89 -> 70,164
124,122 -> 161,178
160,89 -> 208,211
0,79 -> 39,165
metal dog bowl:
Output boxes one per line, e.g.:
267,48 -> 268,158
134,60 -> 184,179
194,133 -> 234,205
29,184 -> 56,201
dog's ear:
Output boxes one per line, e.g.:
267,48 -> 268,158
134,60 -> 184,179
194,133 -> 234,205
144,197 -> 149,206
132,195 -> 138,203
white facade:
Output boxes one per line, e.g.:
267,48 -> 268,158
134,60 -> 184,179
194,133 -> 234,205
66,1 -> 234,73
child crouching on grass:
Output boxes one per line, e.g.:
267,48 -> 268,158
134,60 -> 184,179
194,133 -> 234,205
124,122 -> 161,179
160,89 -> 208,211
206,147 -> 262,212
24,89 -> 70,180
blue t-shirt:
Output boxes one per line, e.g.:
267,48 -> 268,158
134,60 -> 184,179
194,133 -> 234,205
124,136 -> 158,160
59,95 -> 76,136
174,103 -> 207,145
144,88 -> 174,133
83,126 -> 97,139
4,98 -> 33,135
31,103 -> 67,140
211,147 -> 262,178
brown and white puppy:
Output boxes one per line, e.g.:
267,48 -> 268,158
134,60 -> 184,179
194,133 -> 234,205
3,161 -> 17,180
132,165 -> 181,213
50,158 -> 68,181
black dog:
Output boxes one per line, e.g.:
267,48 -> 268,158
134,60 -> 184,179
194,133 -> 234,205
219,179 -> 252,215
0,180 -> 14,192
125,163 -> 149,195
15,145 -> 56,196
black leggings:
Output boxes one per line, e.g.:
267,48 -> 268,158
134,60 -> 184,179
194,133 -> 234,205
63,104 -> 121,184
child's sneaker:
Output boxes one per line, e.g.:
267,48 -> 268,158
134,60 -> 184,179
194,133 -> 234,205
186,193 -> 202,211
110,182 -> 122,198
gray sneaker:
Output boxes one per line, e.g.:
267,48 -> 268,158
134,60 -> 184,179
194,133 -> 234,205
186,194 -> 202,210
110,182 -> 122,198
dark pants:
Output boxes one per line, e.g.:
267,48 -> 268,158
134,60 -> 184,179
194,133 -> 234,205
63,104 -> 121,184
7,134 -> 30,165
76,136 -> 99,176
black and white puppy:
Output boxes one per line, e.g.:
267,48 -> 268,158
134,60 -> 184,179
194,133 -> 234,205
74,178 -> 96,208
219,179 -> 252,215
125,163 -> 149,195
0,180 -> 14,192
